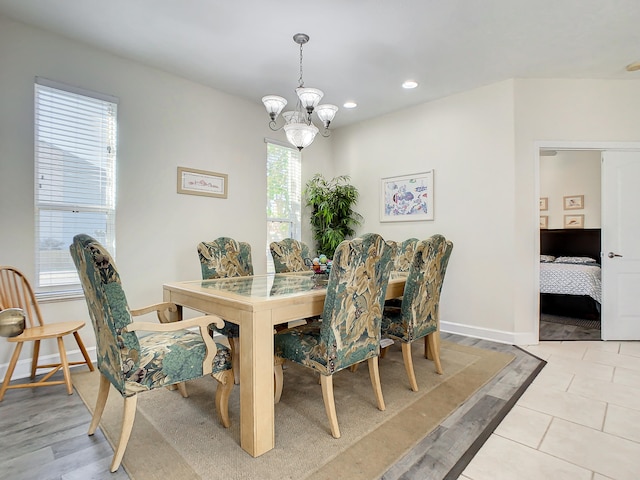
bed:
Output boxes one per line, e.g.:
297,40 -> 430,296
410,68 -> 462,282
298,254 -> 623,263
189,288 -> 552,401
540,228 -> 601,319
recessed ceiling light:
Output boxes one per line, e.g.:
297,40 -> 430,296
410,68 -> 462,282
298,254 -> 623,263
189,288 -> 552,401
343,101 -> 357,109
626,61 -> 640,72
402,80 -> 418,89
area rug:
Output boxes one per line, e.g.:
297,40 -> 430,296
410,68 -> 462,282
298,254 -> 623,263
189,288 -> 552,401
72,340 -> 514,480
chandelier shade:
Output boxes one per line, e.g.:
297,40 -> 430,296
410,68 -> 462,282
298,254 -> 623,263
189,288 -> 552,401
262,95 -> 287,121
262,33 -> 337,150
284,123 -> 319,150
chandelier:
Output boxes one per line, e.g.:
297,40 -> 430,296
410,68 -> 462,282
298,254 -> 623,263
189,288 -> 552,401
262,33 -> 338,151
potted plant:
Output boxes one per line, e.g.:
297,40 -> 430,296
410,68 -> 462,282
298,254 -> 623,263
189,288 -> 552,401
304,174 -> 362,257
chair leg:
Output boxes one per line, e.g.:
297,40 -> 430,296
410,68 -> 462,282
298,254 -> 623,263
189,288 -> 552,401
274,357 -> 285,404
110,395 -> 138,473
425,330 -> 441,360
426,333 -> 443,375
73,331 -> 95,371
89,373 -> 111,435
56,336 -> 73,395
213,369 -> 234,428
320,374 -> 340,438
176,382 -> 189,398
401,342 -> 419,392
380,346 -> 389,359
31,340 -> 41,379
228,337 -> 240,385
0,342 -> 23,402
367,357 -> 386,411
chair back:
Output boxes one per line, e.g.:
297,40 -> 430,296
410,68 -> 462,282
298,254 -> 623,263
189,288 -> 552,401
394,238 -> 419,272
197,237 -> 254,279
400,235 -> 453,341
318,233 -> 393,372
70,234 -> 136,394
0,266 -> 44,330
270,238 -> 311,273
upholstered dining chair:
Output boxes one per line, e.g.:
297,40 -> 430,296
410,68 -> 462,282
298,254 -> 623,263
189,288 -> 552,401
381,234 -> 453,392
197,237 -> 253,384
0,266 -> 94,401
273,233 -> 394,438
269,238 -> 311,273
70,234 -> 234,473
394,238 -> 419,272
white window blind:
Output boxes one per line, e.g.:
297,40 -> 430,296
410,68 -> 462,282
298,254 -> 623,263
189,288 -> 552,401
266,140 -> 302,273
34,78 -> 118,291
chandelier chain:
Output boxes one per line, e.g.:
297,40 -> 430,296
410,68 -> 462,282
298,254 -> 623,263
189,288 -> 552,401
298,42 -> 304,88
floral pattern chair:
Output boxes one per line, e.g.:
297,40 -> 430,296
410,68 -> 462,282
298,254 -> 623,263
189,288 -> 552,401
273,233 -> 394,438
70,234 -> 233,473
385,237 -> 418,308
269,238 -> 312,273
381,234 -> 453,391
197,237 -> 254,384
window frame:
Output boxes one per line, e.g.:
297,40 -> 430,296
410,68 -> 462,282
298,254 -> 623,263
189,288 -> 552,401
265,139 -> 302,273
34,77 -> 118,296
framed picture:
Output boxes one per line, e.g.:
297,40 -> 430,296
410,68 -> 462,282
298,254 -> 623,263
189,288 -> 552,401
177,167 -> 228,198
539,216 -> 548,229
380,171 -> 434,222
563,195 -> 584,210
539,197 -> 548,211
564,214 -> 584,229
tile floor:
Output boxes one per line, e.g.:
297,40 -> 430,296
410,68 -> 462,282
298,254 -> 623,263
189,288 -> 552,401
460,340 -> 640,480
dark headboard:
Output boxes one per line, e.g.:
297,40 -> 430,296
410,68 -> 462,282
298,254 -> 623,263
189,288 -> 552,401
540,228 -> 602,263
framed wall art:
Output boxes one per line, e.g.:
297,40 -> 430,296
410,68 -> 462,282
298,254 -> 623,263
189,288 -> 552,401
539,216 -> 548,229
563,195 -> 584,210
564,214 -> 584,229
177,167 -> 228,198
539,197 -> 548,210
380,170 -> 434,222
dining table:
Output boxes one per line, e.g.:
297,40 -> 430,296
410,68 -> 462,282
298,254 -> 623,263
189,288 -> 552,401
162,270 -> 407,457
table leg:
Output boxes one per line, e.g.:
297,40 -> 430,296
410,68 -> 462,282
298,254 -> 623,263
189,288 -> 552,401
239,310 -> 275,457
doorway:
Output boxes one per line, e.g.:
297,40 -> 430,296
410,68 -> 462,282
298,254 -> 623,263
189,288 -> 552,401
538,148 -> 602,341
534,142 -> 640,344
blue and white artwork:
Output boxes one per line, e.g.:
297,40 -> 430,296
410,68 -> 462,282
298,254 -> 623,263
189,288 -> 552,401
380,171 -> 434,222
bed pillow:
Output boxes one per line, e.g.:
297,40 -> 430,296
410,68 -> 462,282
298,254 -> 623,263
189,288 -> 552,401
554,256 -> 598,264
540,255 -> 556,263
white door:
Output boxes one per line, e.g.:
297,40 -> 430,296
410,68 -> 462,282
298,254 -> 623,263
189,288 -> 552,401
601,151 -> 640,340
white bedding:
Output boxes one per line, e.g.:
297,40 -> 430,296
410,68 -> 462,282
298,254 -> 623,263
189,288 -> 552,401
540,262 -> 602,303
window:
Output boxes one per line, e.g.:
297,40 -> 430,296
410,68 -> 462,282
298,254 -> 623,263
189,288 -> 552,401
266,140 -> 302,273
34,78 -> 118,292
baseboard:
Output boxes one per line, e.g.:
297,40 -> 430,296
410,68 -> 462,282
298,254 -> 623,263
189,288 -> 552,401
0,346 -> 97,381
442,321 -> 537,346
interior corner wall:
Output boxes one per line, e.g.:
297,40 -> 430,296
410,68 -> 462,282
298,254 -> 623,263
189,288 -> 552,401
0,14 -> 332,373
331,80 -> 518,341
513,78 -> 640,337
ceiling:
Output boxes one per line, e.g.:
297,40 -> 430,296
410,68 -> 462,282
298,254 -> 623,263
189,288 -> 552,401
1,0 -> 639,128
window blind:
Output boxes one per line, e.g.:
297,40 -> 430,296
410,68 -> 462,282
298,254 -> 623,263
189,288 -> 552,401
266,140 -> 302,272
34,79 -> 117,290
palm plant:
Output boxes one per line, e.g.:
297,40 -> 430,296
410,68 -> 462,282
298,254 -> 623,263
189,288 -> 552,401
304,174 -> 362,257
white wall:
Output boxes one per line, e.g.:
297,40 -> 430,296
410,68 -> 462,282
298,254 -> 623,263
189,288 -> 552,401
332,80 -> 519,341
513,79 -> 640,336
0,15 -> 332,375
333,78 -> 640,345
540,150 -> 601,230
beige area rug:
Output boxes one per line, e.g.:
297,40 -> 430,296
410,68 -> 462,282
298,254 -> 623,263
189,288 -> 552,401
72,340 -> 514,480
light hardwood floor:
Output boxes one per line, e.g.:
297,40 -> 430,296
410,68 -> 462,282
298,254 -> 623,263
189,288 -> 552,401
0,333 -> 543,480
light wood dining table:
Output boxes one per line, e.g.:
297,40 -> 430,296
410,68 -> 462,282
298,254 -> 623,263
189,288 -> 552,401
163,271 -> 406,457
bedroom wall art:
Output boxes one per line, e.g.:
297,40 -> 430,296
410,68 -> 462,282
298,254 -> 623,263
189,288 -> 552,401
540,216 -> 548,229
564,214 -> 584,228
563,194 -> 584,210
539,197 -> 548,210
